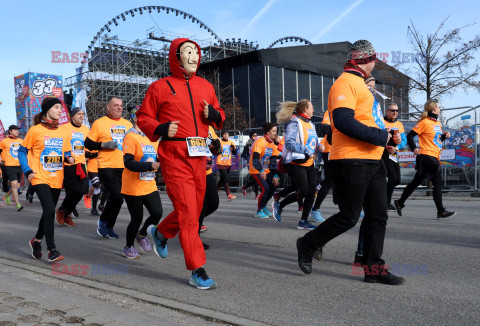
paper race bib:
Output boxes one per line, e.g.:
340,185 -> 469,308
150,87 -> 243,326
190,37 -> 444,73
41,138 -> 63,172
10,143 -> 21,158
186,137 -> 210,157
389,154 -> 399,163
305,129 -> 318,153
433,126 -> 442,149
110,126 -> 127,150
220,144 -> 231,161
139,144 -> 157,181
71,132 -> 85,156
372,98 -> 385,129
261,147 -> 274,170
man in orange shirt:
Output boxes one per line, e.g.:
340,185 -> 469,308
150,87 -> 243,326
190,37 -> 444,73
85,96 -> 133,239
56,108 -> 93,226
296,40 -> 404,285
216,131 -> 237,200
0,125 -> 24,211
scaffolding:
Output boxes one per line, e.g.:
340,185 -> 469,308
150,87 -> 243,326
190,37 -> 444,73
65,34 -> 258,123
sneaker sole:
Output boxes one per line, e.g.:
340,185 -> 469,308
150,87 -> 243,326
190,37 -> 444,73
16,206 -> 24,212
96,228 -> 108,238
123,253 -> 140,259
48,255 -> 64,263
147,225 -> 167,258
271,202 -> 282,222
28,240 -> 41,260
189,279 -> 217,290
437,212 -> 457,219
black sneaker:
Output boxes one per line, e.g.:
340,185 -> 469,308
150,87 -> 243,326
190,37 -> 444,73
29,238 -> 42,260
393,200 -> 404,217
313,247 -> 323,261
71,208 -> 79,218
203,242 -> 210,250
354,252 -> 363,265
98,204 -> 105,212
48,249 -> 64,263
296,238 -> 313,274
387,204 -> 396,212
364,271 -> 405,285
437,210 -> 456,219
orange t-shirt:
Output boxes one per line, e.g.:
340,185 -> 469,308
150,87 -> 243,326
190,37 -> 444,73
87,116 -> 133,169
328,72 -> 385,161
206,126 -> 219,176
249,136 -> 277,174
413,118 -> 443,159
60,123 -> 90,166
87,153 -> 98,173
121,130 -> 159,196
21,124 -> 71,188
321,111 -> 332,153
0,137 -> 23,166
216,139 -> 236,166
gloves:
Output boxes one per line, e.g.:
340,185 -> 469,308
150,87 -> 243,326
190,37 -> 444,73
101,141 -> 118,150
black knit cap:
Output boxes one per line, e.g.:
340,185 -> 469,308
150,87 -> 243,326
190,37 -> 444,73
41,97 -> 62,116
69,107 -> 82,118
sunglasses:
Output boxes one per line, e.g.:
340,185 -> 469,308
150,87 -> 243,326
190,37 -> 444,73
389,110 -> 399,113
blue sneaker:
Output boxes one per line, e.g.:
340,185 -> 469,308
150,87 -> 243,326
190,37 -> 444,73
297,220 -> 316,230
272,201 -> 282,222
147,225 -> 168,258
359,211 -> 365,220
262,206 -> 273,217
189,267 -> 217,290
310,209 -> 325,223
255,210 -> 269,219
97,220 -> 109,238
106,228 -> 119,239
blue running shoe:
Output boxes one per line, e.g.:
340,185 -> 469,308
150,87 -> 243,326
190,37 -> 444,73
147,225 -> 168,258
310,209 -> 325,223
272,201 -> 282,222
189,267 -> 217,290
297,220 -> 316,230
359,211 -> 365,220
106,228 -> 119,239
262,206 -> 273,217
255,210 -> 269,219
97,225 -> 109,238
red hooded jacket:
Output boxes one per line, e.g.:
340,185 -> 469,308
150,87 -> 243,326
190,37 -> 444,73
137,38 -> 225,142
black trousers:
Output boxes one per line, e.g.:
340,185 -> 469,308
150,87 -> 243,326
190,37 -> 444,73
314,153 -> 333,210
252,173 -> 277,210
243,174 -> 259,195
217,166 -> 231,195
398,154 -> 444,212
59,164 -> 89,215
280,164 -> 317,221
302,160 -> 389,268
383,156 -> 401,205
123,191 -> 163,248
199,173 -> 219,230
34,184 -> 61,251
98,168 -> 124,228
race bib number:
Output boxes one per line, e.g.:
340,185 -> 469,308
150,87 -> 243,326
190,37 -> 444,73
186,137 -> 210,157
433,126 -> 442,149
110,126 -> 127,150
41,138 -> 63,172
220,144 -> 231,160
10,143 -> 21,158
372,98 -> 385,129
389,154 -> 399,163
305,128 -> 317,152
139,144 -> 158,181
262,147 -> 273,170
71,132 -> 85,156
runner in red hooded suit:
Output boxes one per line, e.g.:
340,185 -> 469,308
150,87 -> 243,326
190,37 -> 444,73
137,38 -> 225,289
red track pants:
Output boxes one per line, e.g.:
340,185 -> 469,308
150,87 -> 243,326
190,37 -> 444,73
156,141 -> 207,270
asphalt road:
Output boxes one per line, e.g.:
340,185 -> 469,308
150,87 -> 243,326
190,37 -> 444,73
0,191 -> 478,326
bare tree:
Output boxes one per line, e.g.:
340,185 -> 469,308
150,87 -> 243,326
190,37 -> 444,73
400,16 -> 480,111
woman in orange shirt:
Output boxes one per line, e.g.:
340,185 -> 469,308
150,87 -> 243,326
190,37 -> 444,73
121,108 -> 163,259
19,97 -> 75,263
394,99 -> 455,218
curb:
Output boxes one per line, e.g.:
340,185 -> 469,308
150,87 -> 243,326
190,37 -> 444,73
0,256 -> 270,326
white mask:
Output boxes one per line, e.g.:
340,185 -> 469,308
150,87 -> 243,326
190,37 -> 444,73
179,42 -> 199,76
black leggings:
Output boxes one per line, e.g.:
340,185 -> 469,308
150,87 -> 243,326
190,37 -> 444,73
217,167 -> 231,195
383,156 -> 401,205
398,154 -> 444,212
314,153 -> 333,210
280,164 -> 317,221
199,173 -> 219,230
243,174 -> 259,195
34,184 -> 61,251
59,164 -> 89,215
123,191 -> 163,248
98,168 -> 123,228
252,173 -> 277,210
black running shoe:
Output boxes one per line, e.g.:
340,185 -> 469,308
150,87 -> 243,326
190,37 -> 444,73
313,247 -> 323,261
387,204 -> 396,212
364,271 -> 405,285
48,249 -> 64,263
437,210 -> 456,219
296,238 -> 313,274
393,200 -> 404,217
29,238 -> 42,260
354,252 -> 363,265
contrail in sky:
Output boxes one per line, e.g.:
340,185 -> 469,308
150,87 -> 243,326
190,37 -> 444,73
240,0 -> 279,37
312,0 -> 364,42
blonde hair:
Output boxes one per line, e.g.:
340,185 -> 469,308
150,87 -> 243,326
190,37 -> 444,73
420,99 -> 439,120
276,99 -> 310,124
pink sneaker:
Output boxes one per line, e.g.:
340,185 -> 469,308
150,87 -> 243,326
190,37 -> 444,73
227,194 -> 236,200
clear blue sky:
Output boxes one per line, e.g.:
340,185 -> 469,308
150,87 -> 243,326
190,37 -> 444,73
1,0 -> 479,128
